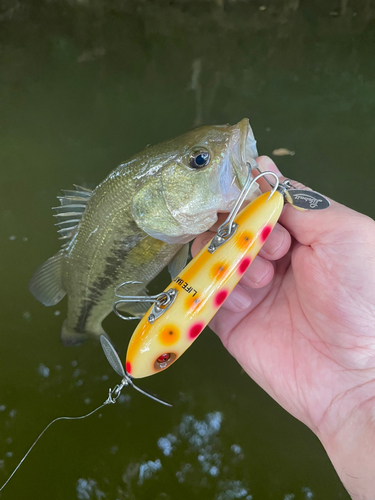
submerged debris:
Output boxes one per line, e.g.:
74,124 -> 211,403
38,363 -> 50,378
76,478 -> 105,500
22,311 -> 31,321
138,459 -> 162,485
272,148 -> 295,156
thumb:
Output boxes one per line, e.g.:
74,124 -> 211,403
256,156 -> 365,246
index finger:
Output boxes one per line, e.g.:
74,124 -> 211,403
256,156 -> 363,247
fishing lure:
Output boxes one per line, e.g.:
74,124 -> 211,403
114,168 -> 330,380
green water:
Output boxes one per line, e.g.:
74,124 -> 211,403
1,1 -> 375,498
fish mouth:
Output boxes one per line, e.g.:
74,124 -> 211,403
230,118 -> 259,191
212,118 -> 261,228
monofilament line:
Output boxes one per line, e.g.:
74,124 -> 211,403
0,393 -> 116,493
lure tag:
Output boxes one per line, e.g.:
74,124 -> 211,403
285,189 -> 330,210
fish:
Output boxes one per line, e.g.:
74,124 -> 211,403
29,118 -> 262,346
124,185 -> 284,379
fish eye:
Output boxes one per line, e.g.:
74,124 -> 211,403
189,150 -> 210,169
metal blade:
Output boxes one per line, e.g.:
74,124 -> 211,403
127,378 -> 172,407
286,189 -> 330,210
100,336 -> 126,378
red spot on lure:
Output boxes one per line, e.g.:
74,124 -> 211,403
188,322 -> 205,339
238,257 -> 251,275
214,289 -> 228,308
260,225 -> 272,242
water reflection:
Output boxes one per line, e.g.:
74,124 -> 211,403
74,410 -> 316,499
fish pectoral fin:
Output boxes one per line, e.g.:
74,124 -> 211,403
131,176 -> 179,240
116,302 -> 150,316
29,250 -> 66,306
116,292 -> 151,317
168,243 -> 190,280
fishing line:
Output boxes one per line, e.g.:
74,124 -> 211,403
0,385 -> 120,493
0,337 -> 171,493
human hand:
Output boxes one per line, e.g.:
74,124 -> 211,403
191,156 -> 375,499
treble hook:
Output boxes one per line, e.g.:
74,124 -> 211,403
113,281 -> 174,321
214,165 -> 279,244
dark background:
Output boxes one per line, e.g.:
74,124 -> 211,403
1,1 -> 374,498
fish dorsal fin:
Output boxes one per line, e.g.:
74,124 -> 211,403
52,184 -> 93,243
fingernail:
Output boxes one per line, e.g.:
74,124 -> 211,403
256,155 -> 283,176
254,267 -> 270,285
268,225 -> 284,255
228,287 -> 252,310
247,262 -> 271,286
273,164 -> 282,176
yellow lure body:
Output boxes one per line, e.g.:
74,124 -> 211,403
126,191 -> 284,379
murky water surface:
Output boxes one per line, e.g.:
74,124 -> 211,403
1,1 -> 374,498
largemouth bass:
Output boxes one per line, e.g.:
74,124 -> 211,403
29,118 -> 261,345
